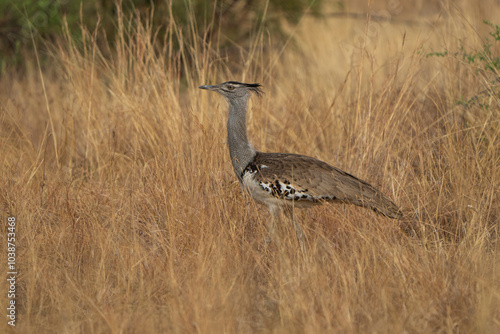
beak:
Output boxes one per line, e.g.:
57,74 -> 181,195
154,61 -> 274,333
199,84 -> 217,90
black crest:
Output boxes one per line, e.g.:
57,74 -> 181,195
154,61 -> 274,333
224,81 -> 263,96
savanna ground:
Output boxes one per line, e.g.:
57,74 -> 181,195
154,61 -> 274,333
1,0 -> 500,333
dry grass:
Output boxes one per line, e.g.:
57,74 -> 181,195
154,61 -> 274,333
1,1 -> 500,333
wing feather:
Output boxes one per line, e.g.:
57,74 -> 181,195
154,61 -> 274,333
245,152 -> 402,219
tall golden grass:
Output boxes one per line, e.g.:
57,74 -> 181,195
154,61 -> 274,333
1,1 -> 499,333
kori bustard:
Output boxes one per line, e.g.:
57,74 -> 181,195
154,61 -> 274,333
200,81 -> 402,248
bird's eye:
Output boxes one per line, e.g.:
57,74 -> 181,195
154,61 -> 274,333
226,85 -> 234,90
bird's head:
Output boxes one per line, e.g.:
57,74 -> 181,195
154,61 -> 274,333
199,81 -> 263,102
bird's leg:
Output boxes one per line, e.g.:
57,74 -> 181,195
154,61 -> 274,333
284,206 -> 307,257
264,206 -> 281,247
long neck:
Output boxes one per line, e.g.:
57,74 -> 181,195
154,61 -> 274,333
226,97 -> 256,180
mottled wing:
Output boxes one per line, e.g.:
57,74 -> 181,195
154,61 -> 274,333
245,152 -> 402,219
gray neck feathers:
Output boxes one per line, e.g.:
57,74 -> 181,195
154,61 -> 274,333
225,95 -> 256,180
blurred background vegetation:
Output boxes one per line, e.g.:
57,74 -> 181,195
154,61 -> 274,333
0,0 -> 326,73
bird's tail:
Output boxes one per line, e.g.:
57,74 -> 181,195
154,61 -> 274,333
334,169 -> 403,219
350,183 -> 403,219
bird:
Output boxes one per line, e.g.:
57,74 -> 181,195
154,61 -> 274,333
199,81 -> 403,251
